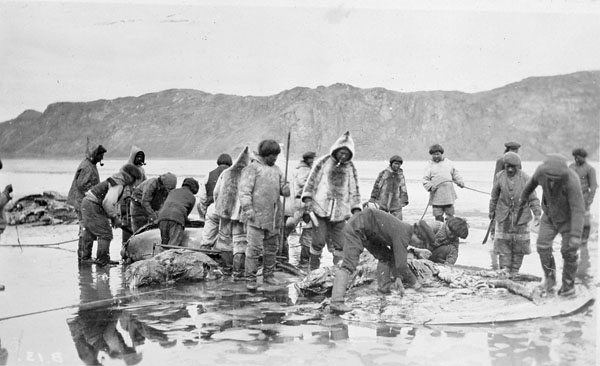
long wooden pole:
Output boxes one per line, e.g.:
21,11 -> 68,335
280,131 -> 291,251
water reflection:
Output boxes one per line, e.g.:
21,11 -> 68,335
67,266 -> 142,365
63,269 -> 595,365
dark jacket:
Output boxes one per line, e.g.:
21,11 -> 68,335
490,170 -> 541,225
569,162 -> 597,209
344,208 -> 411,276
158,187 -> 196,226
132,173 -> 176,220
67,148 -> 102,210
205,165 -> 230,205
370,167 -> 409,212
520,156 -> 585,238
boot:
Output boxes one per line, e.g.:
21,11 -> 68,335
538,252 -> 556,293
220,251 -> 233,275
330,268 -> 353,313
376,261 -> 392,294
232,253 -> 245,279
498,253 -> 511,272
262,244 -> 282,286
558,253 -> 578,297
490,251 -> 499,270
78,228 -> 94,262
509,253 -> 524,277
299,246 -> 310,268
95,239 -> 119,266
308,253 -> 321,271
245,255 -> 259,291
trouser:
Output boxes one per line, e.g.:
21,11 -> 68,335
202,204 -> 219,247
120,197 -> 133,244
309,217 -> 345,269
576,210 -> 591,281
536,215 -> 579,290
432,204 -> 455,222
130,201 -> 151,233
430,244 -> 458,265
279,218 -> 295,261
216,217 -> 248,273
75,208 -> 90,261
159,220 -> 185,247
245,225 -> 278,282
81,198 -> 114,261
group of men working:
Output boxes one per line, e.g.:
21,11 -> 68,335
61,133 -> 596,311
67,145 -> 199,266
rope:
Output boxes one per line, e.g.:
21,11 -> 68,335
0,287 -> 173,322
0,238 -> 78,247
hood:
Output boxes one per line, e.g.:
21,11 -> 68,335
536,154 -> 570,181
128,145 -> 145,165
159,172 -> 177,190
87,145 -> 107,162
329,131 -> 355,161
112,164 -> 143,185
231,147 -> 251,170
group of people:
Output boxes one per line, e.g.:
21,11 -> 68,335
51,132 -> 600,309
67,145 -> 200,266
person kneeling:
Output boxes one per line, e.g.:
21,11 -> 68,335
427,217 -> 469,265
157,178 -> 199,248
330,208 -> 434,313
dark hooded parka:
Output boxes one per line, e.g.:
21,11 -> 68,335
68,145 -> 107,212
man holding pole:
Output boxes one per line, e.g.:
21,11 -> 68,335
239,139 -> 290,289
422,144 -> 465,222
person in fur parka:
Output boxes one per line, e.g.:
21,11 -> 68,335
301,131 -> 362,270
369,155 -> 409,220
213,147 -> 251,277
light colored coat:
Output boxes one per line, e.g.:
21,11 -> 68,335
301,131 -> 361,222
239,156 -> 290,233
423,158 -> 464,206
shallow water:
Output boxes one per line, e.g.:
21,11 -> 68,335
0,159 -> 598,365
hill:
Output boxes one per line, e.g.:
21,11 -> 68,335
1,71 -> 598,160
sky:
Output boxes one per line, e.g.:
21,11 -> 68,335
1,0 -> 599,121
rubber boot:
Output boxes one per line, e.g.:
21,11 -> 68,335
498,253 -> 511,272
245,254 -> 259,291
509,253 -> 524,277
538,252 -> 556,293
558,251 -> 578,297
309,253 -> 321,271
232,253 -> 245,279
376,261 -> 393,294
299,246 -> 310,268
220,251 -> 233,275
262,239 -> 282,286
78,228 -> 94,264
95,239 -> 118,266
330,268 -> 353,313
489,251 -> 499,270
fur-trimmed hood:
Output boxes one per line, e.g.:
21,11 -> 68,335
128,145 -> 145,165
213,147 -> 250,219
329,131 -> 355,162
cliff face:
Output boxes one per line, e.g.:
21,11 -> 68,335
1,71 -> 598,160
